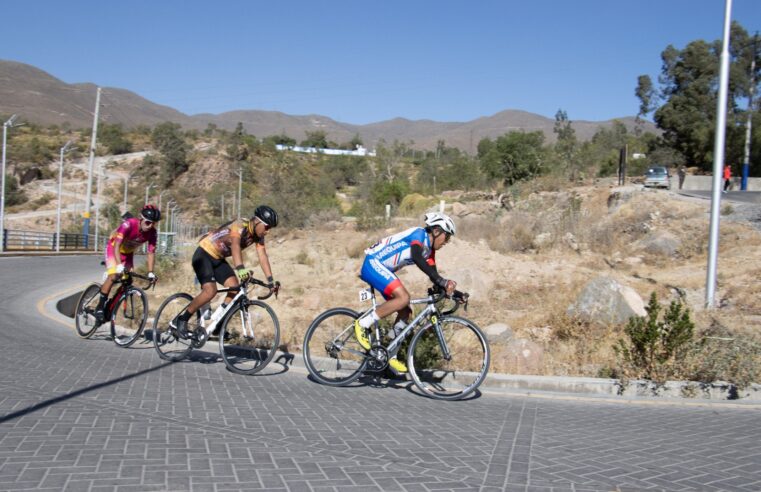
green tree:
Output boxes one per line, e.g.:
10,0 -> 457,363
301,130 -> 329,149
4,174 -> 27,206
478,131 -> 546,185
554,109 -> 580,180
100,124 -> 133,155
636,22 -> 761,171
151,122 -> 189,186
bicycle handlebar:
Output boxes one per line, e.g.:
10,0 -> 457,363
427,285 -> 469,314
238,277 -> 278,301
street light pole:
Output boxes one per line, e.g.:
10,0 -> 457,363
56,140 -> 74,252
236,167 -> 242,219
145,183 -> 155,204
1,114 -> 19,253
122,171 -> 133,213
94,164 -> 105,252
83,87 -> 101,248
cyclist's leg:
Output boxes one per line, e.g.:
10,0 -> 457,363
215,262 -> 238,306
356,257 -> 410,351
174,248 -> 218,334
96,248 -> 121,321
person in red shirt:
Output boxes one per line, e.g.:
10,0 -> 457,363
723,164 -> 732,193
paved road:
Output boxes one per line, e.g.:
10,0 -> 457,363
1,256 -> 760,492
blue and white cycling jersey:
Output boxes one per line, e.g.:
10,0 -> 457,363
360,227 -> 436,298
364,227 -> 435,271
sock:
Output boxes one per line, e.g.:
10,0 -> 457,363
179,310 -> 192,322
96,293 -> 108,310
358,310 -> 380,329
393,320 -> 407,336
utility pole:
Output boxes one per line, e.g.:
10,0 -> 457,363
122,171 -> 132,213
94,164 -> 104,252
1,114 -> 19,253
236,167 -> 243,219
742,33 -> 758,191
83,87 -> 101,247
56,140 -> 74,252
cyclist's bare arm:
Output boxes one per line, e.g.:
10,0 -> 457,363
255,243 -> 273,280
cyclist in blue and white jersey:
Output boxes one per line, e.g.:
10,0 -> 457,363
355,212 -> 457,373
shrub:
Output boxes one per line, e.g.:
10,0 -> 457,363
614,292 -> 694,384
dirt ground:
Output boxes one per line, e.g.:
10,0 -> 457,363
140,181 -> 761,378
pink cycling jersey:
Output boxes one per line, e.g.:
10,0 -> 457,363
105,218 -> 157,273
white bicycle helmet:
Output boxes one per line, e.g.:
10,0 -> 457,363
424,212 -> 456,235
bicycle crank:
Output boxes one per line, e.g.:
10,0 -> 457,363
367,345 -> 389,371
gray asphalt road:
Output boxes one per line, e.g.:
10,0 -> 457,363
1,256 -> 760,492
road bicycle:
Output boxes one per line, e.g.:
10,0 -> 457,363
303,285 -> 490,400
152,277 -> 280,375
74,271 -> 156,347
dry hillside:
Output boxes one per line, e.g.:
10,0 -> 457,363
144,181 -> 761,380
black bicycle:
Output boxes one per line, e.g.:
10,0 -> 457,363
152,277 -> 280,375
74,271 -> 156,347
303,285 -> 490,400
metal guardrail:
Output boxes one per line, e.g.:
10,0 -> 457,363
2,229 -> 107,252
1,229 -> 178,254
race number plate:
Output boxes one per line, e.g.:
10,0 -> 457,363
359,289 -> 372,302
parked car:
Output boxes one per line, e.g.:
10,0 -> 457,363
644,166 -> 670,189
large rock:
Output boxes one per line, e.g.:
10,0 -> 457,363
484,323 -> 512,344
567,276 -> 646,325
637,231 -> 681,257
504,338 -> 544,374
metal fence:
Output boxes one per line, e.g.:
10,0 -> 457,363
2,229 -> 107,252
2,229 -> 177,254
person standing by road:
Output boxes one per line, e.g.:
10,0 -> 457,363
677,165 -> 686,190
723,164 -> 732,193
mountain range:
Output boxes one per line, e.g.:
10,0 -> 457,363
0,60 -> 654,151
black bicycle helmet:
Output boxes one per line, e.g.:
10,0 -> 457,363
254,205 -> 278,228
140,204 -> 161,222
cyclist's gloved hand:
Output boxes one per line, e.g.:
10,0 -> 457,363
115,264 -> 125,275
444,279 -> 457,296
235,266 -> 252,282
268,280 -> 281,296
147,272 -> 157,282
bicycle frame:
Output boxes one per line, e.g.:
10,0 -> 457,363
350,287 -> 452,364
196,284 -> 249,338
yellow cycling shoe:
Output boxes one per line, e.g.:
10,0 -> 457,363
388,356 -> 407,373
354,319 -> 371,350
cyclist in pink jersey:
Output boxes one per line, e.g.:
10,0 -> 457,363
94,205 -> 161,322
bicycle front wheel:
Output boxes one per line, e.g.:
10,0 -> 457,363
303,308 -> 368,386
219,300 -> 280,375
75,283 -> 102,339
152,293 -> 194,361
111,288 -> 148,347
408,316 -> 490,400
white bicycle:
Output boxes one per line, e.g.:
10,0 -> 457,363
152,277 -> 280,375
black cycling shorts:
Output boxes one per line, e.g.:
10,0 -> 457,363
192,247 -> 235,285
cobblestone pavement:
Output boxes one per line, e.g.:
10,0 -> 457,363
1,256 -> 760,492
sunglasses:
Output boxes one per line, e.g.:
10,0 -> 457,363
143,220 -> 155,226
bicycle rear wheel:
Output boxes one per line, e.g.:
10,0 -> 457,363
75,283 -> 102,339
219,300 -> 280,375
111,287 -> 148,348
408,316 -> 490,400
302,307 -> 368,386
152,293 -> 194,361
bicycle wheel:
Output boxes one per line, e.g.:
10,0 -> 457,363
110,287 -> 148,348
408,315 -> 490,400
303,307 -> 368,386
74,283 -> 102,339
152,293 -> 194,361
219,300 -> 280,375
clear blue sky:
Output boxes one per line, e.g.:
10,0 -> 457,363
3,0 -> 760,125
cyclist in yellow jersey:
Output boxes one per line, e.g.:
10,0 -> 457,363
172,205 -> 280,337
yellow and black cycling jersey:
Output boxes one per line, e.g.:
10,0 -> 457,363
198,219 -> 264,260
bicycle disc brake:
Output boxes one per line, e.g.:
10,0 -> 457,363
367,345 -> 389,372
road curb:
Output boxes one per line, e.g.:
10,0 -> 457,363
46,289 -> 761,405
